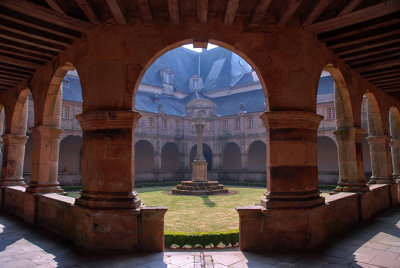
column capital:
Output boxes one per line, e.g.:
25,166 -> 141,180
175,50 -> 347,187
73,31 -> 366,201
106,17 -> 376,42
260,111 -> 323,130
1,134 -> 29,145
333,127 -> 365,142
31,126 -> 63,139
366,135 -> 391,145
76,110 -> 142,131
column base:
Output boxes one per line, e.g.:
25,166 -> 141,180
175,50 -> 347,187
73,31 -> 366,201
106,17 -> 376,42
368,176 -> 396,185
261,190 -> 325,209
26,183 -> 65,194
332,180 -> 369,193
75,190 -> 141,209
0,177 -> 26,187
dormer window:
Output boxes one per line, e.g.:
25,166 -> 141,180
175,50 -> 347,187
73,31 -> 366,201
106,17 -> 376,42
190,75 -> 203,91
161,69 -> 173,85
62,79 -> 69,88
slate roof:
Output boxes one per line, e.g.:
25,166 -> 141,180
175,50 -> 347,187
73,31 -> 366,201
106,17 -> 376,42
62,46 -> 335,117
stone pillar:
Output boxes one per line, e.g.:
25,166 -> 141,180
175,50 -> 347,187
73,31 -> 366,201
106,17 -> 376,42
26,126 -> 64,193
0,134 -> 28,186
390,139 -> 400,179
213,153 -> 222,170
260,111 -> 325,209
192,121 -> 207,181
367,135 -> 395,184
241,152 -> 248,170
333,127 -> 369,192
75,110 -> 141,209
154,152 -> 161,170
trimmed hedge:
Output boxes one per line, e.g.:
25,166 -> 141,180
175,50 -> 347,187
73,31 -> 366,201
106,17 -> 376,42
164,229 -> 239,247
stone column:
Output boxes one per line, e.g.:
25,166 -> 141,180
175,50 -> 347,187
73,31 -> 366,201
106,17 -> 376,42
212,153 -> 222,170
260,111 -> 325,209
75,110 -> 141,209
154,152 -> 161,170
195,122 -> 205,160
241,152 -> 248,170
0,134 -> 28,186
192,121 -> 207,181
390,139 -> 400,179
333,127 -> 369,192
367,135 -> 395,184
26,126 -> 64,193
0,138 -> 3,172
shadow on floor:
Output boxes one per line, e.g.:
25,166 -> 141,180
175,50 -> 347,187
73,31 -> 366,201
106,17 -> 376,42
0,207 -> 399,267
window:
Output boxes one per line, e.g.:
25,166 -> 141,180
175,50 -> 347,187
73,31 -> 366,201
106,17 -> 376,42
193,78 -> 199,90
175,119 -> 180,130
192,124 -> 196,132
248,117 -> 254,128
328,107 -> 336,120
148,117 -> 154,128
62,80 -> 69,88
162,119 -> 168,129
236,118 -> 241,129
61,105 -> 69,119
223,120 -> 229,130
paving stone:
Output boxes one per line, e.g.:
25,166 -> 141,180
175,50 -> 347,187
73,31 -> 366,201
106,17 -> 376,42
0,209 -> 399,267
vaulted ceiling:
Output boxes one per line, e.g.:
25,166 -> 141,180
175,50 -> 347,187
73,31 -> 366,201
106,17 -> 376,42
0,0 -> 399,99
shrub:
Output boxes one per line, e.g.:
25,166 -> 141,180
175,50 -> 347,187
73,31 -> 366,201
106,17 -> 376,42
164,229 -> 239,248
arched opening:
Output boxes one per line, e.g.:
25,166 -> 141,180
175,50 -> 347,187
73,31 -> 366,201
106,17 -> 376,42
222,142 -> 241,170
26,63 -> 83,193
161,142 -> 180,171
389,107 -> 400,177
190,143 -> 213,171
135,140 -> 155,172
131,42 -> 268,236
58,135 -> 83,185
0,105 -> 5,171
317,136 -> 339,184
248,140 -> 266,171
362,92 -> 388,183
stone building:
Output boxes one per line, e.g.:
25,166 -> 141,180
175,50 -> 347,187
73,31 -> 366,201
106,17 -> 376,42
20,46 -> 371,185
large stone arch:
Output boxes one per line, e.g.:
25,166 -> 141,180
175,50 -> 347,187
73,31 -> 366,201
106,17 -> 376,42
389,107 -> 400,139
317,136 -> 339,185
9,88 -> 30,135
42,62 -> 76,128
389,107 -> 400,178
135,140 -> 155,172
222,142 -> 242,171
190,143 -> 212,171
161,142 -> 180,171
248,140 -> 266,171
363,92 -> 384,137
323,64 -> 354,129
59,135 -> 83,174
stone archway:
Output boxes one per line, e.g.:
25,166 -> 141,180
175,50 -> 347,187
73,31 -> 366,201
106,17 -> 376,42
0,88 -> 30,186
317,136 -> 338,185
389,107 -> 400,178
161,142 -> 180,171
248,140 -> 266,171
58,135 -> 83,185
135,140 -> 155,172
222,142 -> 241,170
363,92 -> 392,184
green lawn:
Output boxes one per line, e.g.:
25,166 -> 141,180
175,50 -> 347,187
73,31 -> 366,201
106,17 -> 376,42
68,186 -> 330,233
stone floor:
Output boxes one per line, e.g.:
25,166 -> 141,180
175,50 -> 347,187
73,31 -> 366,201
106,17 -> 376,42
0,208 -> 399,268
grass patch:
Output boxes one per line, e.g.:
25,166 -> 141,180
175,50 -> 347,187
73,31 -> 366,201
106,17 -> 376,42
67,186 -> 331,233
